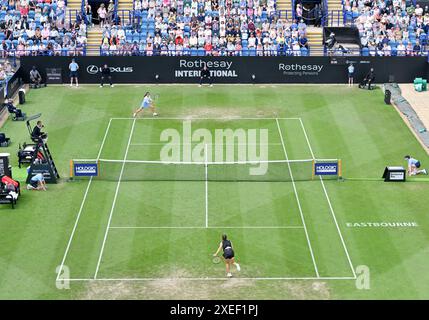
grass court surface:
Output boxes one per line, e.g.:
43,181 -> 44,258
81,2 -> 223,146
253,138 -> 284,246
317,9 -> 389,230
0,84 -> 428,299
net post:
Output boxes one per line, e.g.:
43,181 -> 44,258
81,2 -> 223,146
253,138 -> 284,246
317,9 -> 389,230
338,159 -> 343,179
312,159 -> 315,180
69,159 -> 74,181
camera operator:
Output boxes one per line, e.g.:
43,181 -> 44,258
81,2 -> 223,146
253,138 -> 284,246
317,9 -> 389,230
32,120 -> 48,143
100,64 -> 113,87
29,66 -> 44,88
324,32 -> 336,54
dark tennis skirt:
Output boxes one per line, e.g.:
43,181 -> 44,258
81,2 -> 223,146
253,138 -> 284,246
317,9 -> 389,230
223,248 -> 235,259
415,161 -> 421,168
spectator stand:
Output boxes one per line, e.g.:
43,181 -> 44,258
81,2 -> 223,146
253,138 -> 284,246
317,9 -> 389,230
0,0 -> 87,58
99,0 -> 312,57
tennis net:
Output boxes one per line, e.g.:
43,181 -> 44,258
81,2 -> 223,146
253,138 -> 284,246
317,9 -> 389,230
70,158 -> 342,182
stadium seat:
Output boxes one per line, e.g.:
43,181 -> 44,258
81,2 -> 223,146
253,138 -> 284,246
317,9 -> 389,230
300,47 -> 308,56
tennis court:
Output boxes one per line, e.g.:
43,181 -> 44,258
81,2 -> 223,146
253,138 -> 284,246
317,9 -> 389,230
58,117 -> 356,281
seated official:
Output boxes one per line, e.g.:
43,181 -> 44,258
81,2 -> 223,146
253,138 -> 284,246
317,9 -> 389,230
32,120 -> 48,142
29,66 -> 43,88
4,99 -> 24,119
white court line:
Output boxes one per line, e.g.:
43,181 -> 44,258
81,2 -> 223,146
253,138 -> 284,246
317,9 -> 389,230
55,119 -> 113,282
275,118 -> 320,278
298,118 -> 357,278
61,276 -> 356,282
94,118 -> 137,279
205,143 -> 209,228
110,117 -> 302,120
110,226 -> 304,229
130,143 -> 283,146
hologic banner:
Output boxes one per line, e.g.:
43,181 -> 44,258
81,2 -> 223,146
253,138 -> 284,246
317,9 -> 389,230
73,163 -> 98,176
314,162 -> 339,175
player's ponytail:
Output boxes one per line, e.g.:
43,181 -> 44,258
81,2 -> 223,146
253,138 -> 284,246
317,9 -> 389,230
222,234 -> 227,241
144,92 -> 150,97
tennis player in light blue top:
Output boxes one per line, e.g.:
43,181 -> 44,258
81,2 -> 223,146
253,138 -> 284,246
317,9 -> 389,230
133,92 -> 158,117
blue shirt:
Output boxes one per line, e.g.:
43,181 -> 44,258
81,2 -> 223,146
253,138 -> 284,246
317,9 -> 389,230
31,173 -> 44,182
69,62 -> 79,72
407,157 -> 419,166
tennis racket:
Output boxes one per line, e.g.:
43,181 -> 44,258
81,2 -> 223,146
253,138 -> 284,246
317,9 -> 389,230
212,255 -> 222,264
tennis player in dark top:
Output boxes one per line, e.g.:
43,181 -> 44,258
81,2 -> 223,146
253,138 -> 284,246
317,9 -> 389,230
213,234 -> 241,277
100,64 -> 113,87
199,65 -> 213,87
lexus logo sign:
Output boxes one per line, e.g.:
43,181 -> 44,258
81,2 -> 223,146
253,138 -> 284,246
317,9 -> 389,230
86,65 -> 134,74
87,65 -> 99,74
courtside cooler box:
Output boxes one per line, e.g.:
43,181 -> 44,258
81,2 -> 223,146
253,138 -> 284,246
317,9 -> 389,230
0,153 -> 11,177
18,88 -> 25,104
382,166 -> 406,182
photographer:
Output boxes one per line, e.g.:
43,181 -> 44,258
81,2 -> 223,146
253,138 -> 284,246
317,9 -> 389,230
100,64 -> 113,87
324,32 -> 336,54
29,66 -> 43,88
32,120 -> 48,142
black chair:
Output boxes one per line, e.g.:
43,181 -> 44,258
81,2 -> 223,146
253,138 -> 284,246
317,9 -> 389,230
6,103 -> 26,121
0,133 -> 10,147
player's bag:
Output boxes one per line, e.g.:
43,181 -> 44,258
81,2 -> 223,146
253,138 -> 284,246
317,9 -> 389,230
1,175 -> 19,188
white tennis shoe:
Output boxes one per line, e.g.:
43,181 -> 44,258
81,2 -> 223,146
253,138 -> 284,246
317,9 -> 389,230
423,169 -> 428,175
235,263 -> 241,271
227,273 -> 232,278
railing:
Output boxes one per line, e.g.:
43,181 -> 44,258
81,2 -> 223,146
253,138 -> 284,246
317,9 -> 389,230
113,0 -> 119,23
275,10 -> 293,20
81,44 -> 428,57
325,10 -> 345,26
322,0 -> 328,26
116,10 -> 134,24
292,0 -> 296,19
3,46 -> 429,58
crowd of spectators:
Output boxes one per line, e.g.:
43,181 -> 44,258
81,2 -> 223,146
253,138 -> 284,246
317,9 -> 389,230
0,60 -> 15,86
0,0 -> 87,57
343,0 -> 429,56
99,0 -> 311,56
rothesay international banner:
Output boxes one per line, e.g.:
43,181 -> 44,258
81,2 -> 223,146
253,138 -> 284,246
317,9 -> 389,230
20,56 -> 428,84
